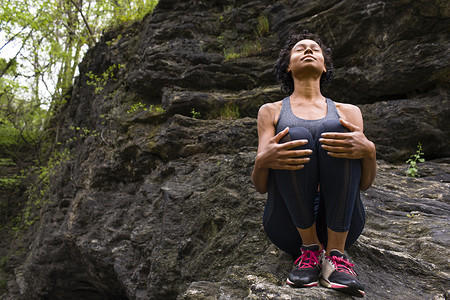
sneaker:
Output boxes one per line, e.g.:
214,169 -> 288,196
320,250 -> 365,297
286,244 -> 324,288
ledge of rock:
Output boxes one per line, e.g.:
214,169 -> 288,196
2,0 -> 449,299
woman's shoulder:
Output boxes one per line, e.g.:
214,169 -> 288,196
333,100 -> 364,127
258,100 -> 283,116
257,100 -> 283,126
333,101 -> 362,118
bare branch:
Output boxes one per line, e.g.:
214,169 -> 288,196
68,0 -> 96,46
0,29 -> 34,79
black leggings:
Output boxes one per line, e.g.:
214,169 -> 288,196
262,120 -> 365,258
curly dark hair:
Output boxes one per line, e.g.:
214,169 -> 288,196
275,29 -> 334,94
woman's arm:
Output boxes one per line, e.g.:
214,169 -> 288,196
319,105 -> 377,191
252,104 -> 312,193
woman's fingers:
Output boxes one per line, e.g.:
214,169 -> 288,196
266,128 -> 314,170
274,162 -> 306,170
339,118 -> 360,132
286,157 -> 311,164
320,133 -> 348,140
320,144 -> 350,153
275,155 -> 311,169
279,139 -> 309,151
284,164 -> 305,170
271,127 -> 289,143
282,149 -> 313,157
271,128 -> 310,149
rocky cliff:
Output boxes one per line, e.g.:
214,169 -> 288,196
3,0 -> 450,299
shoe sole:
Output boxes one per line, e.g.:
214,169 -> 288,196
319,278 -> 365,297
286,278 -> 319,288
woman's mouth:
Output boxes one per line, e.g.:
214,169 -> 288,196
302,55 -> 315,60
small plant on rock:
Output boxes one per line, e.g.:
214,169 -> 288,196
220,103 -> 240,119
257,14 -> 269,37
406,142 -> 425,177
191,108 -> 201,119
223,47 -> 241,60
127,102 -> 165,114
86,64 -> 124,94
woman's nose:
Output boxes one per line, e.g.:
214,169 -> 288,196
304,48 -> 313,54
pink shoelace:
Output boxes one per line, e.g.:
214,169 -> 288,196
294,249 -> 322,269
330,255 -> 356,275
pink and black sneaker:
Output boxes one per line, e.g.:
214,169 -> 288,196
286,244 -> 324,288
320,250 -> 365,297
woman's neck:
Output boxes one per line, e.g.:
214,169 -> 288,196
290,78 -> 323,103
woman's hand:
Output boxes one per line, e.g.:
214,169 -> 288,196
256,127 -> 313,170
319,118 -> 375,160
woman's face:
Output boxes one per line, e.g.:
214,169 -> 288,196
287,39 -> 326,77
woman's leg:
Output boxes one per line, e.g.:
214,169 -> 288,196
273,127 -> 319,231
263,170 -> 303,258
316,119 -> 366,297
316,119 -> 365,252
263,127 -> 322,257
265,127 -> 327,288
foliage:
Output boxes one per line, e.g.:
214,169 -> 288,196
0,123 -> 20,149
223,47 -> 241,60
220,103 -> 240,119
1,0 -> 159,105
0,0 -> 159,156
0,259 -> 6,293
222,14 -> 266,60
256,14 -> 269,37
13,148 -> 71,232
0,159 -> 23,190
64,126 -> 99,144
126,102 -> 165,114
0,175 -> 23,190
0,94 -> 46,155
406,212 -> 420,218
242,39 -> 262,56
191,108 -> 201,119
86,64 -> 124,94
0,0 -> 159,230
0,57 -> 46,156
0,158 -> 15,166
406,142 -> 425,177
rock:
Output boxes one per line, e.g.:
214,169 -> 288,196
3,0 -> 450,299
360,90 -> 450,162
5,150 -> 449,299
150,115 -> 257,160
270,0 -> 450,104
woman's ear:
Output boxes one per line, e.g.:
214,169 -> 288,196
287,67 -> 291,73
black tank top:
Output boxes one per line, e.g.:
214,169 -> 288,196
275,97 -> 341,139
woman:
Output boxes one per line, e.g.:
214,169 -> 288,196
252,30 -> 376,298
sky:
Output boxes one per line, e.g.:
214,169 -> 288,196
1,32 -> 57,108
0,32 -> 20,59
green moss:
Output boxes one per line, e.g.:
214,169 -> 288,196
13,148 -> 71,232
220,103 -> 240,119
127,102 -> 165,115
86,64 -> 125,94
222,14 -> 267,60
257,14 -> 269,37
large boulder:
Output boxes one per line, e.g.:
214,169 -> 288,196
3,0 -> 449,299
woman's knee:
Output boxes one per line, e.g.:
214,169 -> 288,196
320,119 -> 347,133
279,127 -> 313,150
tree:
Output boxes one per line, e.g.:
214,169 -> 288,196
1,0 -> 158,227
0,0 -> 158,157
